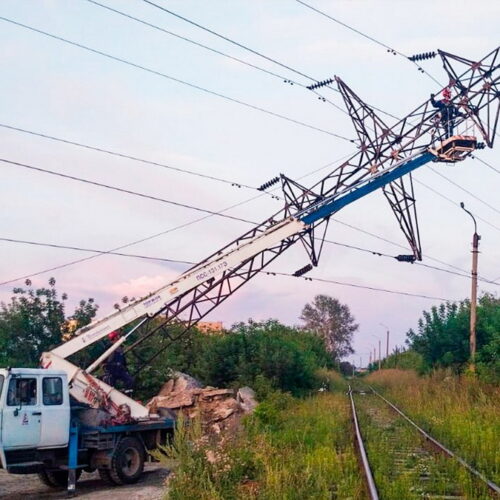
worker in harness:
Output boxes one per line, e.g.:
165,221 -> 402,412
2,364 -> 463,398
103,330 -> 134,392
430,88 -> 461,137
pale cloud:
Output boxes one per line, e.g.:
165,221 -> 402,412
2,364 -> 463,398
104,273 -> 176,299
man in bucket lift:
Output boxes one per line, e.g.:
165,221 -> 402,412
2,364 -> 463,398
103,330 -> 134,392
430,88 -> 462,137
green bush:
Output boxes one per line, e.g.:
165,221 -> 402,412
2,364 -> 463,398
406,293 -> 500,381
196,320 -> 333,396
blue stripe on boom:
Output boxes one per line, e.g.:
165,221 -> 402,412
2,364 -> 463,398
301,152 -> 434,225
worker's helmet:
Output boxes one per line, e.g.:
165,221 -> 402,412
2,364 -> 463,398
108,330 -> 120,342
442,88 -> 452,101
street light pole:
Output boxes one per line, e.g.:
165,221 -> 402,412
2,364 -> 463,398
460,202 -> 480,373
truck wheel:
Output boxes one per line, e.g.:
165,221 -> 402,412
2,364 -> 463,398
98,468 -> 116,485
38,468 -> 82,488
108,437 -> 145,485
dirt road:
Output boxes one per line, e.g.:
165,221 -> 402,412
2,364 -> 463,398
0,464 -> 169,499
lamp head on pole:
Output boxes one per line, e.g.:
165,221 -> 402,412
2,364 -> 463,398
460,201 -> 479,236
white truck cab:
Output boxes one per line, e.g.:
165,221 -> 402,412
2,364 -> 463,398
0,367 -> 175,493
0,368 -> 70,468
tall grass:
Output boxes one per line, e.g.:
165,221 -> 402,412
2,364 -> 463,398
354,392 -> 491,499
366,369 -> 500,483
162,390 -> 364,499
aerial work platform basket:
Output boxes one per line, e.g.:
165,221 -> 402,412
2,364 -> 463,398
429,135 -> 478,163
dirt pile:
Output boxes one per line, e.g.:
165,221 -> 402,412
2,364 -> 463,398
147,372 -> 257,436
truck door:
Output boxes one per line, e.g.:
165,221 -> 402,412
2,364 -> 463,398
2,376 -> 41,449
38,376 -> 70,448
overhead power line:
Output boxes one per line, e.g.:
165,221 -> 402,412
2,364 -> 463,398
0,123 -> 259,193
0,15 -> 354,142
139,0 -> 399,120
3,153 -> 497,285
429,166 -> 500,215
0,191 -> 267,287
267,271 -> 454,301
0,237 -> 192,264
0,236 -> 455,301
0,150 -> 354,286
2,135 -> 495,285
3,148 -> 496,285
3,232 -> 498,287
2,10 -> 494,290
472,154 -> 500,175
141,0 -> 318,84
331,218 -> 498,284
87,0 -> 300,85
414,178 -> 500,233
294,0 -> 442,87
0,157 -> 256,224
86,0 -> 348,115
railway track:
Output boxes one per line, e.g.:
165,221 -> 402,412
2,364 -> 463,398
348,385 -> 500,500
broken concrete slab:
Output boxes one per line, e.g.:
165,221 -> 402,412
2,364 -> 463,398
158,371 -> 202,396
237,386 -> 258,413
147,373 -> 258,441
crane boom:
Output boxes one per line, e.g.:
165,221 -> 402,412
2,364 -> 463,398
40,46 -> 498,420
51,149 -> 432,361
51,217 -> 305,359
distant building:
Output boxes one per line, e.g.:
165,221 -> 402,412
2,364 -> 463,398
197,321 -> 224,334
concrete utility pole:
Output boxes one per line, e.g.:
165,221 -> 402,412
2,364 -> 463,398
380,323 -> 390,358
372,335 -> 382,370
369,351 -> 372,366
461,202 -> 480,373
378,340 -> 381,370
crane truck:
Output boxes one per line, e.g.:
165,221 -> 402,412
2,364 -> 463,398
0,47 -> 498,494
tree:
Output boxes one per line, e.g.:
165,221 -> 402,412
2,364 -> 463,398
0,278 -> 98,367
406,293 -> 500,379
300,294 -> 357,360
339,360 -> 355,376
196,319 -> 332,396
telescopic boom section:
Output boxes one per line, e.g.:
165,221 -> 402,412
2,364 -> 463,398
50,217 -> 306,359
41,47 -> 498,416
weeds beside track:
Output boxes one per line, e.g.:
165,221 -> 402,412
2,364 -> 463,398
349,383 -> 499,499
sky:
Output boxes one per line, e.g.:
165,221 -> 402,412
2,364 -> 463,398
0,0 -> 499,368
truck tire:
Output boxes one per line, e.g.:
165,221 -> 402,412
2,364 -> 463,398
98,467 -> 116,485
38,468 -> 82,488
106,437 -> 145,485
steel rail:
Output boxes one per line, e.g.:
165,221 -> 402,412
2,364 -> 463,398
348,385 -> 379,500
368,385 -> 500,495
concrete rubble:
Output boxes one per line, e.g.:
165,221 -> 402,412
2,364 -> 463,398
147,372 -> 258,436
